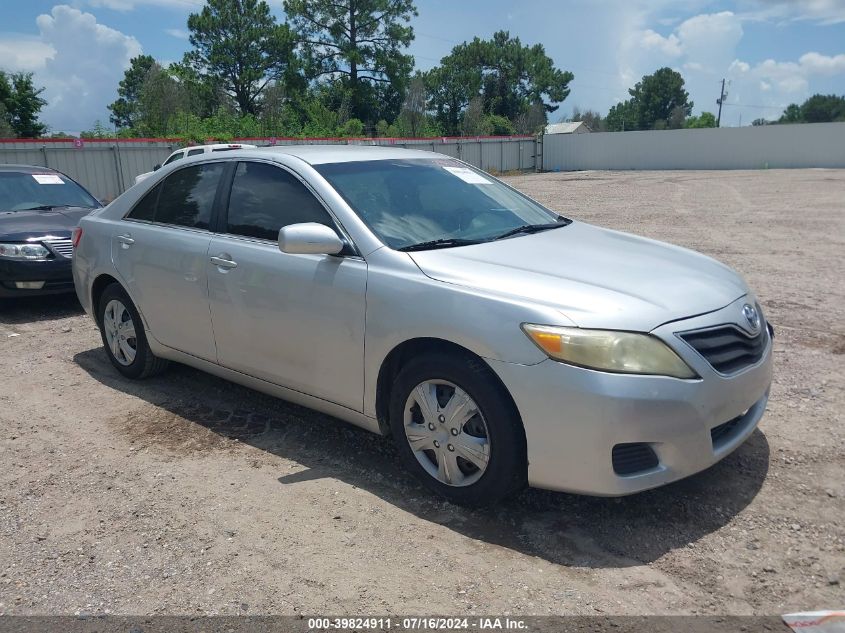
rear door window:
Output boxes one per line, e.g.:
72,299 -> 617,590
127,163 -> 223,229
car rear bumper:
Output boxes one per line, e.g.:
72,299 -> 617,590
0,258 -> 75,297
487,299 -> 774,496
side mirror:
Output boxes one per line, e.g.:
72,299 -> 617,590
153,164 -> 162,171
278,222 -> 344,256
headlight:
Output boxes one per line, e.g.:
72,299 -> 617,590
0,243 -> 51,261
522,323 -> 697,379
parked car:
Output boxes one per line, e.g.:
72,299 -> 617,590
134,143 -> 257,185
0,164 -> 101,298
73,146 -> 773,504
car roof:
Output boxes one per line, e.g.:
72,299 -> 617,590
239,144 -> 444,165
0,164 -> 61,174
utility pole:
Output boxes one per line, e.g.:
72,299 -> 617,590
716,78 -> 727,127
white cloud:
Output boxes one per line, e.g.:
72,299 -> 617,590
164,28 -> 190,40
86,0 -> 203,10
731,52 -> 845,96
737,0 -> 845,25
16,5 -> 143,133
0,34 -> 55,72
639,29 -> 682,57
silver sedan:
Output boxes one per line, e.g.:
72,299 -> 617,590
72,146 -> 773,505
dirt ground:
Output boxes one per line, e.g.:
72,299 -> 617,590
0,169 -> 843,617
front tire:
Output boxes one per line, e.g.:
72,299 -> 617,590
97,283 -> 168,379
389,352 -> 527,505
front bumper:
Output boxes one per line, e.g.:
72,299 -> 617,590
488,297 -> 773,495
0,257 -> 75,297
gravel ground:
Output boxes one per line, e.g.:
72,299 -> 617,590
0,169 -> 843,617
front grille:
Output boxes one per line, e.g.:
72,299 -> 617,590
710,414 -> 744,447
679,325 -> 767,374
612,443 -> 659,476
45,239 -> 74,259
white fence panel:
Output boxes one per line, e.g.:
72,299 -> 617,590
542,122 -> 845,171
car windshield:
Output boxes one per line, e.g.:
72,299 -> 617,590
315,158 -> 564,249
0,171 -> 100,212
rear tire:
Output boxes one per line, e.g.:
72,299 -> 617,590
388,352 -> 526,506
97,283 -> 168,379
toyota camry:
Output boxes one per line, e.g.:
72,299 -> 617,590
72,146 -> 773,505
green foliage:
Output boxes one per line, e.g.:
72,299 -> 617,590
285,0 -> 417,124
185,0 -> 296,116
778,94 -> 845,124
606,67 -> 692,131
108,55 -> 156,129
779,103 -> 803,123
0,71 -> 47,138
684,111 -> 717,128
81,120 -> 113,139
427,31 -> 572,135
484,114 -> 515,135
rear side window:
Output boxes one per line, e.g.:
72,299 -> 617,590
127,163 -> 223,229
127,184 -> 159,221
187,148 -> 204,157
225,162 -> 334,240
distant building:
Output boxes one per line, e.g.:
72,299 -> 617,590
544,121 -> 591,135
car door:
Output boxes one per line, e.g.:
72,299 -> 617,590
206,160 -> 367,412
113,161 -> 225,362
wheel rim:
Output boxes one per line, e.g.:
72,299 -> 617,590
103,299 -> 137,366
403,379 -> 491,487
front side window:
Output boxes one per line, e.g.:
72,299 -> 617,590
127,163 -> 222,229
315,158 -> 561,250
225,162 -> 334,240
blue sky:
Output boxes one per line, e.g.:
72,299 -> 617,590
1,0 -> 844,134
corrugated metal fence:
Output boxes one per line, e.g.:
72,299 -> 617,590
542,121 -> 845,171
0,135 -> 536,202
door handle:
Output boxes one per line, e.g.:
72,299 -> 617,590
117,233 -> 134,246
210,255 -> 238,270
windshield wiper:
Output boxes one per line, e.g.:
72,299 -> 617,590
492,217 -> 571,241
16,204 -> 73,211
398,237 -> 486,252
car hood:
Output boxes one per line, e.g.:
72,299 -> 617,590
0,207 -> 95,241
407,221 -> 749,332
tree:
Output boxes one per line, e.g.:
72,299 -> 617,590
0,71 -> 47,138
185,0 -> 296,116
425,60 -> 479,135
571,106 -> 605,132
397,75 -> 426,137
460,96 -> 490,136
285,0 -> 417,124
108,55 -> 156,129
428,31 -> 573,133
136,65 -> 188,136
800,94 -> 845,123
606,67 -> 692,131
81,120 -> 112,139
778,103 -> 802,123
684,111 -> 717,128
751,118 -> 773,126
605,99 -> 637,131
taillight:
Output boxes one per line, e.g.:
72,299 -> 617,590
72,226 -> 83,248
